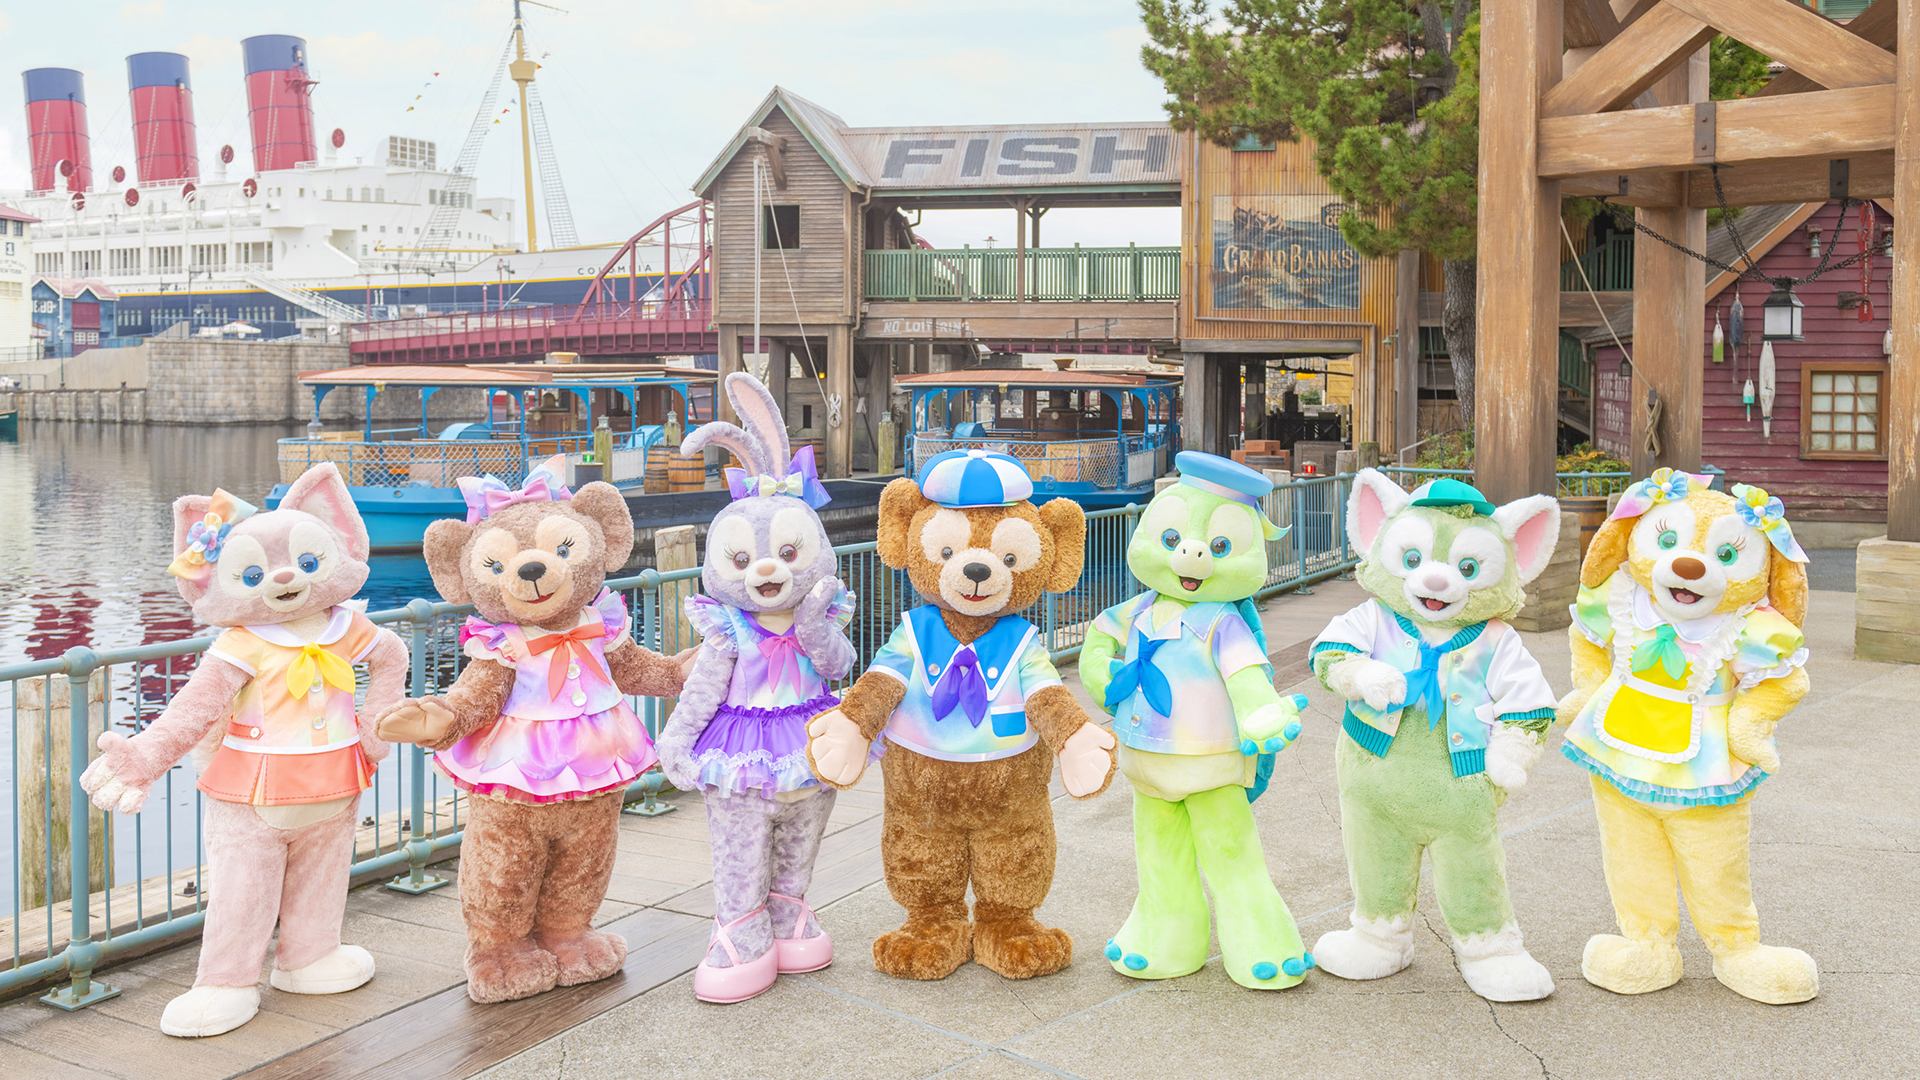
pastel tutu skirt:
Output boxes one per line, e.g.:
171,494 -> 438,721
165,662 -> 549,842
437,700 -> 658,804
688,690 -> 864,798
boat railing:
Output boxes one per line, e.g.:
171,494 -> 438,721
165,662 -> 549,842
908,426 -> 1175,491
0,480 -> 1375,1008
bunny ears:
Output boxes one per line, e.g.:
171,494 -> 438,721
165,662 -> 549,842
681,372 -> 829,510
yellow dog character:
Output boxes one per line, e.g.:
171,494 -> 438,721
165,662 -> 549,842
1556,470 -> 1815,1005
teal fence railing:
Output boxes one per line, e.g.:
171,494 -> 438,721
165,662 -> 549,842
0,479 -> 1364,1008
1559,233 -> 1634,293
864,245 -> 1181,303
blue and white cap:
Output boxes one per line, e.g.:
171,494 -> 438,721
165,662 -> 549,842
917,448 -> 1034,508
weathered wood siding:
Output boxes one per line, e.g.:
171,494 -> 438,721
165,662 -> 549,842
1594,200 -> 1894,521
710,106 -> 852,326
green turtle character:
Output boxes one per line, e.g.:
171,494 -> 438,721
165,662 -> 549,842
1307,469 -> 1563,1001
1082,451 -> 1311,989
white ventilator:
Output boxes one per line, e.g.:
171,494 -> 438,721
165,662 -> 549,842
1758,341 -> 1777,438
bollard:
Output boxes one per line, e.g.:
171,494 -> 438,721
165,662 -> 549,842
388,599 -> 449,895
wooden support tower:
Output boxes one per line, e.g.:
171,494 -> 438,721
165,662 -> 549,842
1478,0 -> 1915,658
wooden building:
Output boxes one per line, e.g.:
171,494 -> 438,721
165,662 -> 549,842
1588,199 -> 1896,536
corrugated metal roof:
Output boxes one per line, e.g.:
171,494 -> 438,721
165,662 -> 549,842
0,203 -> 41,224
692,87 -> 1180,197
33,277 -> 117,300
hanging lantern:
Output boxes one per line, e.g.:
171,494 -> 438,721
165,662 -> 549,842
1712,315 -> 1724,364
1762,283 -> 1803,341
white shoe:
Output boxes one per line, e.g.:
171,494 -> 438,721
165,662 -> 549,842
1454,924 -> 1554,1002
159,984 -> 260,1038
269,944 -> 376,995
1311,912 -> 1415,981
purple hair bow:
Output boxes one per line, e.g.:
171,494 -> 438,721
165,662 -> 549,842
724,444 -> 832,509
458,455 -> 573,524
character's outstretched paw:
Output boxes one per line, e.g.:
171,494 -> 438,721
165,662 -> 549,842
466,938 -> 560,1003
536,926 -> 628,987
973,904 -> 1071,980
1711,944 -> 1817,1005
1312,912 -> 1415,981
1581,933 -> 1682,996
1454,925 -> 1553,1002
872,904 -> 972,981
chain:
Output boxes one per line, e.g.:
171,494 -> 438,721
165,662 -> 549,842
1596,165 -> 1878,289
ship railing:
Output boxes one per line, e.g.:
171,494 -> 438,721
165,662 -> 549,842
0,479 -> 1377,1008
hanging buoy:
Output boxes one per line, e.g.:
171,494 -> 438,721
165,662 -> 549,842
1743,378 -> 1755,421
1758,341 -> 1777,439
1887,328 -> 1895,356
1729,293 -> 1745,349
1712,315 -> 1725,364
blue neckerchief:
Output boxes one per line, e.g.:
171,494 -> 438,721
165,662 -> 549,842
1105,635 -> 1173,716
1387,612 -> 1488,729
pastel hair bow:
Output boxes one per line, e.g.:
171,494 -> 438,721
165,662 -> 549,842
166,489 -> 260,583
1731,483 -> 1809,563
1610,467 -> 1714,521
723,444 -> 831,510
459,455 -> 572,524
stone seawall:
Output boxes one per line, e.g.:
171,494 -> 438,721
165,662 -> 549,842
0,387 -> 148,422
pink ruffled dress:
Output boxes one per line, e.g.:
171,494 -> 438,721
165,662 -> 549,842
437,589 -> 659,803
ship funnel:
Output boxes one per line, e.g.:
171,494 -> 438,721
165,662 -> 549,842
241,34 -> 317,172
128,52 -> 199,184
23,68 -> 92,194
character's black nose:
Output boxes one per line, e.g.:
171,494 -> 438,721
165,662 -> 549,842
518,561 -> 548,582
962,561 -> 992,583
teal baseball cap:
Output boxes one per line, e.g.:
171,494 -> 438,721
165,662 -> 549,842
1408,477 -> 1495,517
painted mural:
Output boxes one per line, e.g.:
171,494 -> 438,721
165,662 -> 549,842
1210,194 -> 1362,310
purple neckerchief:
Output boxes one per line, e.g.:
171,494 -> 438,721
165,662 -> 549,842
753,624 -> 806,696
930,645 -> 989,728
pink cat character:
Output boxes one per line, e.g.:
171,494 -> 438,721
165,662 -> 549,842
79,463 -> 409,1038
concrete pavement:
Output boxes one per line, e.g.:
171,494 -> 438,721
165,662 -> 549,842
479,578 -> 1918,1080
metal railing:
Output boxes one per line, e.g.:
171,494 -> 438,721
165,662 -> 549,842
865,246 -> 1181,302
0,480 -> 1365,1008
1378,466 -> 1650,498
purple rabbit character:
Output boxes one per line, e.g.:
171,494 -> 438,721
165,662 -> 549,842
655,371 -> 859,1004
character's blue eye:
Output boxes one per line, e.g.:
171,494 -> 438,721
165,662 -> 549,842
1402,550 -> 1422,570
1161,529 -> 1180,550
1210,536 -> 1231,557
556,541 -> 573,560
242,566 -> 265,587
1658,529 -> 1679,550
1458,558 -> 1479,580
487,559 -> 504,576
296,553 -> 319,574
1717,543 -> 1740,565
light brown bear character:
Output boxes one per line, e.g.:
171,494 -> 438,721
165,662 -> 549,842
376,459 -> 690,1003
808,450 -> 1118,980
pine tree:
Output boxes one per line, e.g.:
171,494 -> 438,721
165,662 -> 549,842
1141,0 -> 1486,423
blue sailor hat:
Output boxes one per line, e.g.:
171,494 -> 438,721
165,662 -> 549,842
918,448 -> 1035,508
1408,477 -> 1496,517
1174,451 -> 1289,540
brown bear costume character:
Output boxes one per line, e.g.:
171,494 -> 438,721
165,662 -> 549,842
377,458 -> 689,1003
808,449 -> 1117,980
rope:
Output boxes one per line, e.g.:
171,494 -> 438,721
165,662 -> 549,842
759,156 -> 839,429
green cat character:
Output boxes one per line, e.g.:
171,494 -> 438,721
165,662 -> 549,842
1082,452 -> 1311,989
1308,469 -> 1562,1001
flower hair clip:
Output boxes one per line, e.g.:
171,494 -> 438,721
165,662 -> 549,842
1610,467 -> 1714,521
1731,484 -> 1809,563
166,489 -> 260,582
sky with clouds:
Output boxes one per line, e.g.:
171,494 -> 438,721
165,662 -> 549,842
0,0 -> 1182,248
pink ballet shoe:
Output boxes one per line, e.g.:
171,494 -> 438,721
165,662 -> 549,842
693,907 -> 779,1004
770,892 -> 833,974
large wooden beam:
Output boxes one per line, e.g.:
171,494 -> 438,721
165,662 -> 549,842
1667,0 -> 1896,91
1758,0 -> 1898,99
1686,152 -> 1896,205
1477,0 -> 1564,503
1565,0 -> 1622,48
1539,84 -> 1896,177
1890,0 -> 1920,542
1542,3 -> 1714,117
1629,53 -> 1708,479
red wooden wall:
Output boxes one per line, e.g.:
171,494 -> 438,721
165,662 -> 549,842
1594,200 -> 1894,522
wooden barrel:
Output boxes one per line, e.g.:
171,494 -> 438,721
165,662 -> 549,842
668,455 -> 707,492
1560,496 -> 1611,561
644,445 -> 671,494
